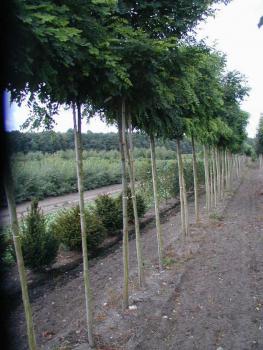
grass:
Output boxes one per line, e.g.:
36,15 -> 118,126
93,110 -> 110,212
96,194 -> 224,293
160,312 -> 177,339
209,212 -> 224,221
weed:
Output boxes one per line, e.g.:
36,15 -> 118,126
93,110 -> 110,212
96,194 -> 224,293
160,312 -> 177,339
209,212 -> 224,221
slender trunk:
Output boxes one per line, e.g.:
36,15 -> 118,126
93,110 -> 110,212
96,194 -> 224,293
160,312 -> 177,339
177,139 -> 186,235
208,148 -> 215,209
4,163 -> 37,350
182,165 -> 189,235
203,145 -> 211,213
212,147 -> 217,207
118,100 -> 129,309
225,149 -> 229,190
191,135 -> 199,223
125,114 -> 144,287
176,139 -> 189,235
230,153 -> 233,186
216,148 -> 221,199
150,134 -> 163,270
221,149 -> 225,198
73,102 -> 94,348
236,155 -> 239,178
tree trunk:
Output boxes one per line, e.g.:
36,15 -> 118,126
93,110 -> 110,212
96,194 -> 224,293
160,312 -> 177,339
4,163 -> 37,350
73,102 -> 94,348
182,165 -> 189,235
218,147 -> 221,199
176,139 -> 189,236
203,145 -> 211,213
225,149 -> 229,190
212,147 -> 217,207
209,148 -> 214,209
191,134 -> 199,223
125,113 -> 144,287
118,99 -> 129,309
221,149 -> 225,198
150,134 -> 163,270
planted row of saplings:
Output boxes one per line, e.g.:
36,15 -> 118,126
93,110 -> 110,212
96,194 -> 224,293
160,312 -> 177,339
4,191 -> 146,271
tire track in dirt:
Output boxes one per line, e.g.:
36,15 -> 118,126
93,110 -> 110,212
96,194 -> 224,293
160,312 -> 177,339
8,167 -> 263,350
132,168 -> 263,350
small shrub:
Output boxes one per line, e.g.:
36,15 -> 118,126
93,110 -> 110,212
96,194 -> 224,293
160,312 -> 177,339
162,256 -> 176,267
0,227 -> 15,267
86,210 -> 107,251
20,199 -> 59,270
209,211 -> 224,221
94,194 -> 122,236
51,206 -> 81,250
51,205 -> 106,253
116,188 -> 146,223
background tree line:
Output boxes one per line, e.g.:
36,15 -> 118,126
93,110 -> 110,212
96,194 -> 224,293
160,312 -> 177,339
7,130 -> 194,154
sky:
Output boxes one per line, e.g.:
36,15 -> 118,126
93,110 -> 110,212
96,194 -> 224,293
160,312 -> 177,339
5,0 -> 263,137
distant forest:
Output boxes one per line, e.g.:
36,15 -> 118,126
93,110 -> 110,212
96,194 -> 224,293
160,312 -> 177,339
7,130 -> 194,154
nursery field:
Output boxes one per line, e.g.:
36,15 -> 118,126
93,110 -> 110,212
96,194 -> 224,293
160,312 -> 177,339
5,165 -> 263,350
4,1 -> 260,350
1,147 -> 199,205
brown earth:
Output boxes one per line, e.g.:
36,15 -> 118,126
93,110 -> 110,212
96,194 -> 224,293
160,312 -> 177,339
6,165 -> 263,350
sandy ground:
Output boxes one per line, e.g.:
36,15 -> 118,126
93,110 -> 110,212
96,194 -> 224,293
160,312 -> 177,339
6,165 -> 263,350
0,183 -> 122,225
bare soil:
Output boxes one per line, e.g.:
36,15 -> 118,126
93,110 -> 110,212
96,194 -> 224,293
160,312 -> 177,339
6,166 -> 263,350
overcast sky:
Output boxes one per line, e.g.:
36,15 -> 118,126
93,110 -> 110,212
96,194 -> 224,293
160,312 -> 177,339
5,0 -> 263,137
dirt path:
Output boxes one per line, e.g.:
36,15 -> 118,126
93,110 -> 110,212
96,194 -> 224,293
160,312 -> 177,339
0,183 -> 122,225
127,167 -> 263,350
7,166 -> 263,350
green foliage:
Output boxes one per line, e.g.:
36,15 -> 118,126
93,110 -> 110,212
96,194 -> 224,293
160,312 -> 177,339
209,212 -> 224,221
117,0 -> 231,38
94,194 -> 122,235
6,130 -> 193,154
0,228 -> 15,267
51,205 -> 106,252
19,199 -> 59,270
137,157 -> 205,206
162,256 -> 176,267
256,114 -> 263,155
9,153 -> 121,204
242,143 -> 256,159
1,145 -> 195,206
115,188 -> 146,223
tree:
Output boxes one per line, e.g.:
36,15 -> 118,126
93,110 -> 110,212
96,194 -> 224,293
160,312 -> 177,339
258,16 -> 263,28
1,1 -> 84,346
5,1 -> 123,347
256,113 -> 263,168
3,160 -> 37,350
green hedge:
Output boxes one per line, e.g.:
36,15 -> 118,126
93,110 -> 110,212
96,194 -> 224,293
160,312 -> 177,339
1,147 -> 192,206
8,199 -> 59,271
136,157 -> 205,207
51,205 -> 107,252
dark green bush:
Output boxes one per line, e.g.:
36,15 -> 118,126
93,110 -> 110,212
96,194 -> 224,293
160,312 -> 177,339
116,188 -> 146,223
0,227 -> 15,267
86,210 -> 107,251
94,194 -> 122,236
20,199 -> 59,270
51,206 -> 81,250
51,205 -> 106,252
